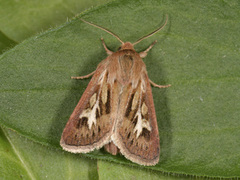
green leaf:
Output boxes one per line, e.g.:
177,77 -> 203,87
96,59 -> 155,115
0,127 -> 98,179
98,160 -> 186,180
0,0 -> 112,43
0,0 -> 240,178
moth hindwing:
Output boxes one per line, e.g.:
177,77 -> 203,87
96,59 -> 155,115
60,16 -> 170,166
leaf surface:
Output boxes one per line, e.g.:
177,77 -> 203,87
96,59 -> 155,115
0,0 -> 239,178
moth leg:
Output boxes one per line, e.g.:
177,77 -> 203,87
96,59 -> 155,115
101,38 -> 113,55
149,79 -> 171,88
71,70 -> 96,79
139,40 -> 157,58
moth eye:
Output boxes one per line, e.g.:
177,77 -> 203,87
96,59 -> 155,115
118,47 -> 121,51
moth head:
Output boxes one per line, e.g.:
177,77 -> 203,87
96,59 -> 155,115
81,15 -> 168,48
119,42 -> 134,50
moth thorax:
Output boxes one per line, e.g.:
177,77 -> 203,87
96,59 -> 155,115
120,42 -> 134,50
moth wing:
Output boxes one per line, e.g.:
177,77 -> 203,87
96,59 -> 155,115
112,72 -> 160,166
60,59 -> 117,153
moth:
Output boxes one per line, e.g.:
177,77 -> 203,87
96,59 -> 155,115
60,16 -> 170,166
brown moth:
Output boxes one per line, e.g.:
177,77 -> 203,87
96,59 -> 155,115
60,15 -> 170,166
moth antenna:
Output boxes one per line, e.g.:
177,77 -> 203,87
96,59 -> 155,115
133,15 -> 168,46
81,19 -> 124,45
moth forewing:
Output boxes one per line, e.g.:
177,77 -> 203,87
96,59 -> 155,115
111,57 -> 160,166
60,59 -> 116,153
